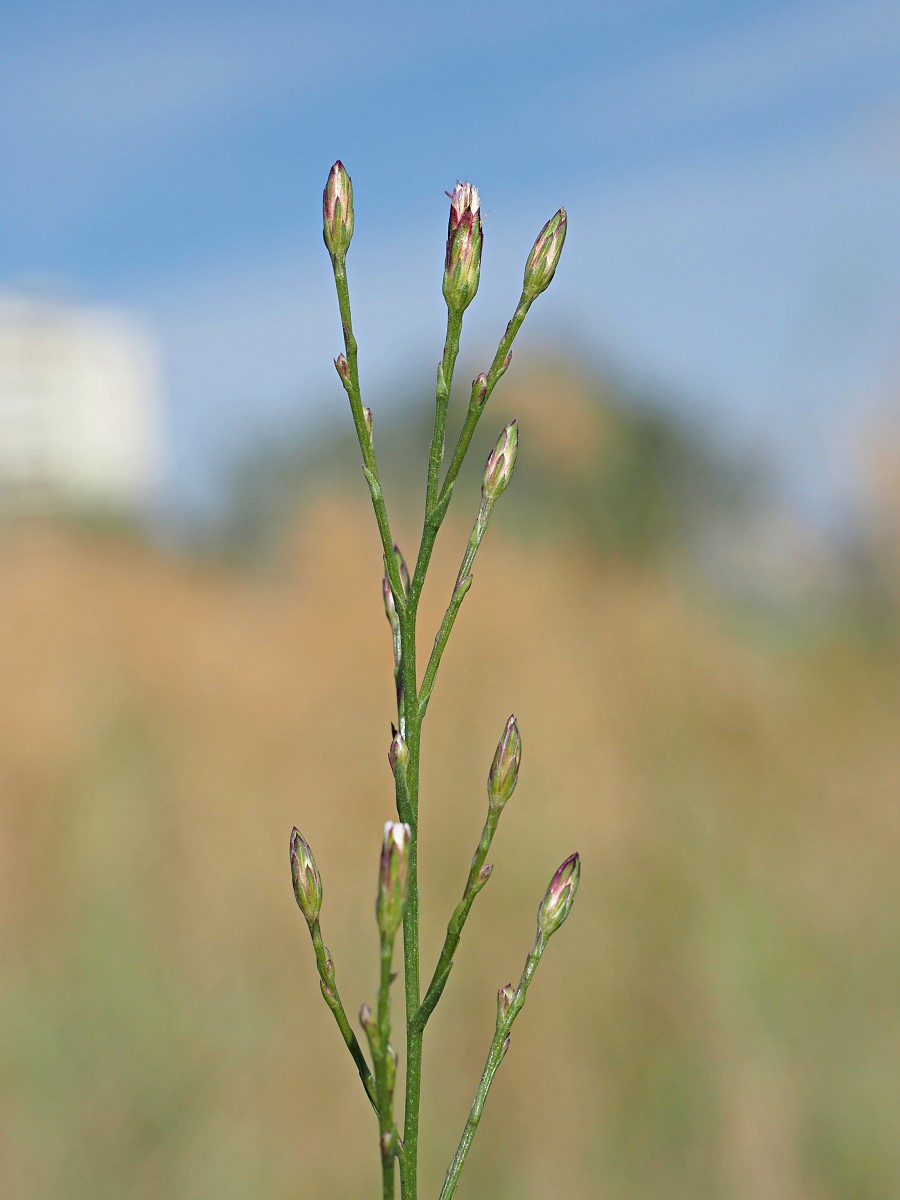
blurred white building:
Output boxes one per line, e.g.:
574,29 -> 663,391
0,296 -> 162,514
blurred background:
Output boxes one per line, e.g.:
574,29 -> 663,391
2,1 -> 900,1197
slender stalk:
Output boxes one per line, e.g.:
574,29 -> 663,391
376,941 -> 397,1200
418,498 -> 495,720
413,812 -> 497,1032
331,259 -> 406,605
436,293 -> 531,511
398,601 -> 423,1198
309,921 -> 377,1111
438,931 -> 548,1200
425,311 -> 463,516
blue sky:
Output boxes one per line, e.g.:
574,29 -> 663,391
2,0 -> 899,524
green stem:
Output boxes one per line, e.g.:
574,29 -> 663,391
398,602 -> 423,1199
425,310 -> 463,519
418,499 -> 495,720
309,921 -> 377,1111
331,257 -> 405,605
436,293 -> 532,512
376,940 -> 397,1200
413,812 -> 498,1033
438,931 -> 548,1200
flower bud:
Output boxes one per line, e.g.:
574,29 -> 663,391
334,354 -> 351,387
537,852 -> 581,938
290,827 -> 322,927
392,545 -> 410,600
388,727 -> 409,775
488,714 -> 521,813
360,1002 -> 375,1033
497,982 -> 515,1027
472,372 -> 488,409
376,821 -> 411,940
363,407 -> 373,442
442,181 -> 482,314
482,420 -> 518,504
522,208 -> 567,300
323,160 -> 354,260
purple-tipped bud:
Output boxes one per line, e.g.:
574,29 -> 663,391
497,349 -> 513,381
323,160 -> 354,260
290,827 -> 322,927
360,1002 -> 375,1033
488,714 -> 521,813
482,420 -> 518,504
388,728 -> 409,776
522,208 -> 567,300
363,407 -> 374,442
477,863 -> 493,886
376,821 -> 411,940
443,181 -> 483,314
334,354 -> 351,386
497,982 -> 515,1025
537,852 -> 581,938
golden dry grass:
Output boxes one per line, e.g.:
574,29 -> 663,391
0,498 -> 898,1198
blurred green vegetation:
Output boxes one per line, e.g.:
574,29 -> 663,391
1,360 -> 899,1198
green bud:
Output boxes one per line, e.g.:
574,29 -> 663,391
388,727 -> 409,776
488,714 -> 521,813
522,208 -> 567,300
290,827 -> 322,927
537,852 -> 581,938
333,353 -> 351,388
376,821 -> 411,940
496,981 -> 515,1028
482,420 -> 518,504
323,160 -> 354,261
442,181 -> 482,314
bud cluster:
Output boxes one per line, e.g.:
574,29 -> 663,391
443,181 -> 483,314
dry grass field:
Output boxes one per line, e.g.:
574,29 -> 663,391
0,483 -> 898,1198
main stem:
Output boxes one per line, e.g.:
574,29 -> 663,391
399,601 -> 422,1198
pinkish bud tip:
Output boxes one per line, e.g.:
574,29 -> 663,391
522,207 -> 567,300
290,827 -> 322,927
323,160 -> 354,260
488,714 -> 521,813
388,727 -> 409,775
537,851 -> 581,938
443,181 -> 483,314
482,420 -> 518,504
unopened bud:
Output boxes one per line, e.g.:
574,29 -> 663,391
497,349 -> 512,380
392,545 -> 410,600
376,821 -> 411,940
482,420 -> 518,504
388,727 -> 409,775
360,1002 -> 375,1033
290,827 -> 322,927
334,354 -> 350,387
537,852 -> 581,938
323,160 -> 354,260
497,982 -> 515,1027
475,862 -> 493,890
522,208 -> 567,300
383,574 -> 398,626
472,372 -> 488,409
442,181 -> 482,314
488,714 -> 521,813
363,407 -> 373,442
